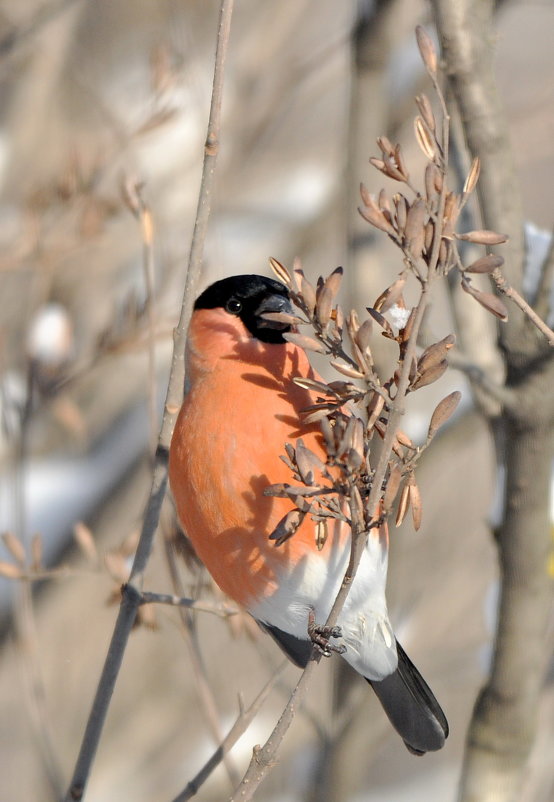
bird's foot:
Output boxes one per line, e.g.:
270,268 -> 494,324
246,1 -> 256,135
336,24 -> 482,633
307,609 -> 347,658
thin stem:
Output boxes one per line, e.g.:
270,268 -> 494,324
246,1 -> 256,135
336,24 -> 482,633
63,2 -> 234,799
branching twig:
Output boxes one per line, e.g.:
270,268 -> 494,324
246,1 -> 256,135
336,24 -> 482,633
490,268 -> 554,346
63,2 -> 235,799
172,663 -> 287,802
140,590 -> 238,619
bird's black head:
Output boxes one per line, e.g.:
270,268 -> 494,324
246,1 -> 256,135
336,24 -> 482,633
194,274 -> 293,344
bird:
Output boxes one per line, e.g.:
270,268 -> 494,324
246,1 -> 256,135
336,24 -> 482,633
169,273 -> 448,755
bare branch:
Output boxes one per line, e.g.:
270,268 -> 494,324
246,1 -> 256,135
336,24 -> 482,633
63,3 -> 235,799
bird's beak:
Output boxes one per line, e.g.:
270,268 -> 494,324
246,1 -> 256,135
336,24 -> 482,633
255,293 -> 294,330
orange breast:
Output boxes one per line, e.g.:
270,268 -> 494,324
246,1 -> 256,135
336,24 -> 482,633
168,310 -> 343,607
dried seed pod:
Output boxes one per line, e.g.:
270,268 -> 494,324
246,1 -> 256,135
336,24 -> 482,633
401,306 -> 417,342
418,334 -> 455,374
377,135 -> 395,157
411,359 -> 448,390
366,391 -> 385,433
330,359 -> 365,379
293,377 -> 334,395
2,532 -> 26,566
284,332 -> 327,354
315,519 -> 328,551
464,254 -> 505,274
427,390 -> 462,440
424,220 -> 435,254
415,25 -> 438,76
383,155 -> 406,182
408,475 -> 423,531
359,205 -> 397,237
394,144 -> 409,181
396,429 -> 414,449
374,276 -> 407,314
316,286 -> 334,327
260,311 -> 303,327
456,230 -> 508,245
296,439 -> 326,484
415,93 -> 436,132
347,308 -> 360,341
414,116 -> 437,161
383,463 -> 403,512
350,416 -> 365,462
355,318 -> 373,352
378,189 -> 391,214
405,198 -> 427,258
369,156 -> 386,173
394,193 -> 408,233
269,509 -> 306,546
360,182 -> 374,208
299,274 -> 317,316
463,157 -> 481,196
302,407 -> 334,425
461,277 -> 509,321
443,192 -> 459,228
395,482 -> 410,527
269,257 -> 292,286
366,307 -> 394,337
292,257 -> 304,293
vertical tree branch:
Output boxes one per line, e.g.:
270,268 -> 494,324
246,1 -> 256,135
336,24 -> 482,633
63,2 -> 235,799
430,3 -> 554,801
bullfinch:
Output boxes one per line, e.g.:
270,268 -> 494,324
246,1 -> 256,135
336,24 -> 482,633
169,274 -> 448,755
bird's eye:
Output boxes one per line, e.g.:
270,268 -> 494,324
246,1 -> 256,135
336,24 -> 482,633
225,298 -> 242,315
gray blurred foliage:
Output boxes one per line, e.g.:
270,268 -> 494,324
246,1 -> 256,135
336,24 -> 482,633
0,1 -> 552,801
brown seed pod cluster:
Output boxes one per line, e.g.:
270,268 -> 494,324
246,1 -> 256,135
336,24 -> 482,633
265,25 -> 507,549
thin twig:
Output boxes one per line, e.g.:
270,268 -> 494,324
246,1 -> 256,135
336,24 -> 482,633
140,590 -> 238,619
162,539 -> 241,788
172,663 -> 287,802
491,268 -> 554,346
63,2 -> 235,799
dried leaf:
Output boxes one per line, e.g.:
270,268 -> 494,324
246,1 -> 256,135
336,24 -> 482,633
464,254 -> 505,274
293,377 -> 334,395
324,266 -> 343,299
396,429 -> 414,449
377,135 -> 395,156
408,476 -> 423,531
300,275 -> 317,316
394,144 -> 409,181
73,522 -> 98,564
395,483 -> 410,527
2,532 -> 26,566
394,194 -> 408,232
269,257 -> 292,286
302,407 -> 334,424
414,116 -> 437,161
383,464 -> 403,511
461,278 -> 509,321
358,204 -> 397,237
456,230 -> 508,245
428,391 -> 462,439
463,157 -> 481,195
283,332 -> 327,354
415,25 -> 438,75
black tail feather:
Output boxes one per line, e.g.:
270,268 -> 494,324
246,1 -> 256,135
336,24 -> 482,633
368,639 -> 448,755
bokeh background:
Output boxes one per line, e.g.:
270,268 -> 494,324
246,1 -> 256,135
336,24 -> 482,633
0,1 -> 552,800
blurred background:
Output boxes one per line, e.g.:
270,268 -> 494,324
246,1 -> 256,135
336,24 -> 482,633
0,1 -> 552,800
